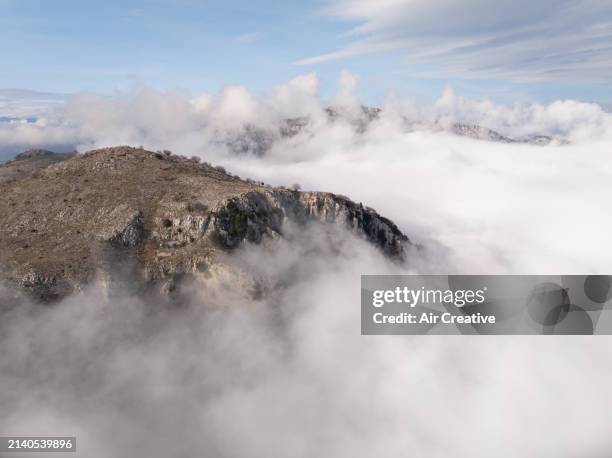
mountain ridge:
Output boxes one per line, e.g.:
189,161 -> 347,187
221,106 -> 560,156
0,146 -> 410,301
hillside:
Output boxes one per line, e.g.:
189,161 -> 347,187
0,146 -> 410,301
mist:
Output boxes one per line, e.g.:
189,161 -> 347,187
3,224 -> 612,458
2,73 -> 612,457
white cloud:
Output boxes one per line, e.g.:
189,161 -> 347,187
3,77 -> 612,159
272,72 -> 322,118
299,0 -> 612,82
334,69 -> 360,110
2,76 -> 612,456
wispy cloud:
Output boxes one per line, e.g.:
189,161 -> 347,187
298,0 -> 612,82
294,39 -> 399,65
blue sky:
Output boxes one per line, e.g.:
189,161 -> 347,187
1,0 -> 612,107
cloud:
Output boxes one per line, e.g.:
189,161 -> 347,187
1,75 -> 611,273
3,224 -> 612,457
0,89 -> 69,118
3,76 -> 611,160
1,75 -> 612,273
2,75 -> 612,456
298,0 -> 612,82
334,69 -> 360,109
294,40 -> 398,65
273,72 -> 322,118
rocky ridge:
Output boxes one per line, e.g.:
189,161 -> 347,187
0,146 -> 409,301
221,106 -> 560,156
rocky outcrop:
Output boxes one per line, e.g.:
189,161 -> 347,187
298,192 -> 406,257
16,269 -> 74,302
97,205 -> 146,248
0,146 -> 411,301
210,190 -> 407,257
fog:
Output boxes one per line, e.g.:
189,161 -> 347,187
1,73 -> 612,457
3,225 -> 612,458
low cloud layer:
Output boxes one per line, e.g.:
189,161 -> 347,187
2,225 -> 612,458
2,74 -> 612,457
2,75 -> 612,161
0,89 -> 69,118
299,0 -> 612,82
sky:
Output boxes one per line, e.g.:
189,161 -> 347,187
1,0 -> 612,108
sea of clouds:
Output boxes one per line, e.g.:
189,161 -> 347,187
1,72 -> 612,457
2,72 -> 612,156
4,71 -> 609,272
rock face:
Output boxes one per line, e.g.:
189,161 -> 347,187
0,146 -> 409,301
